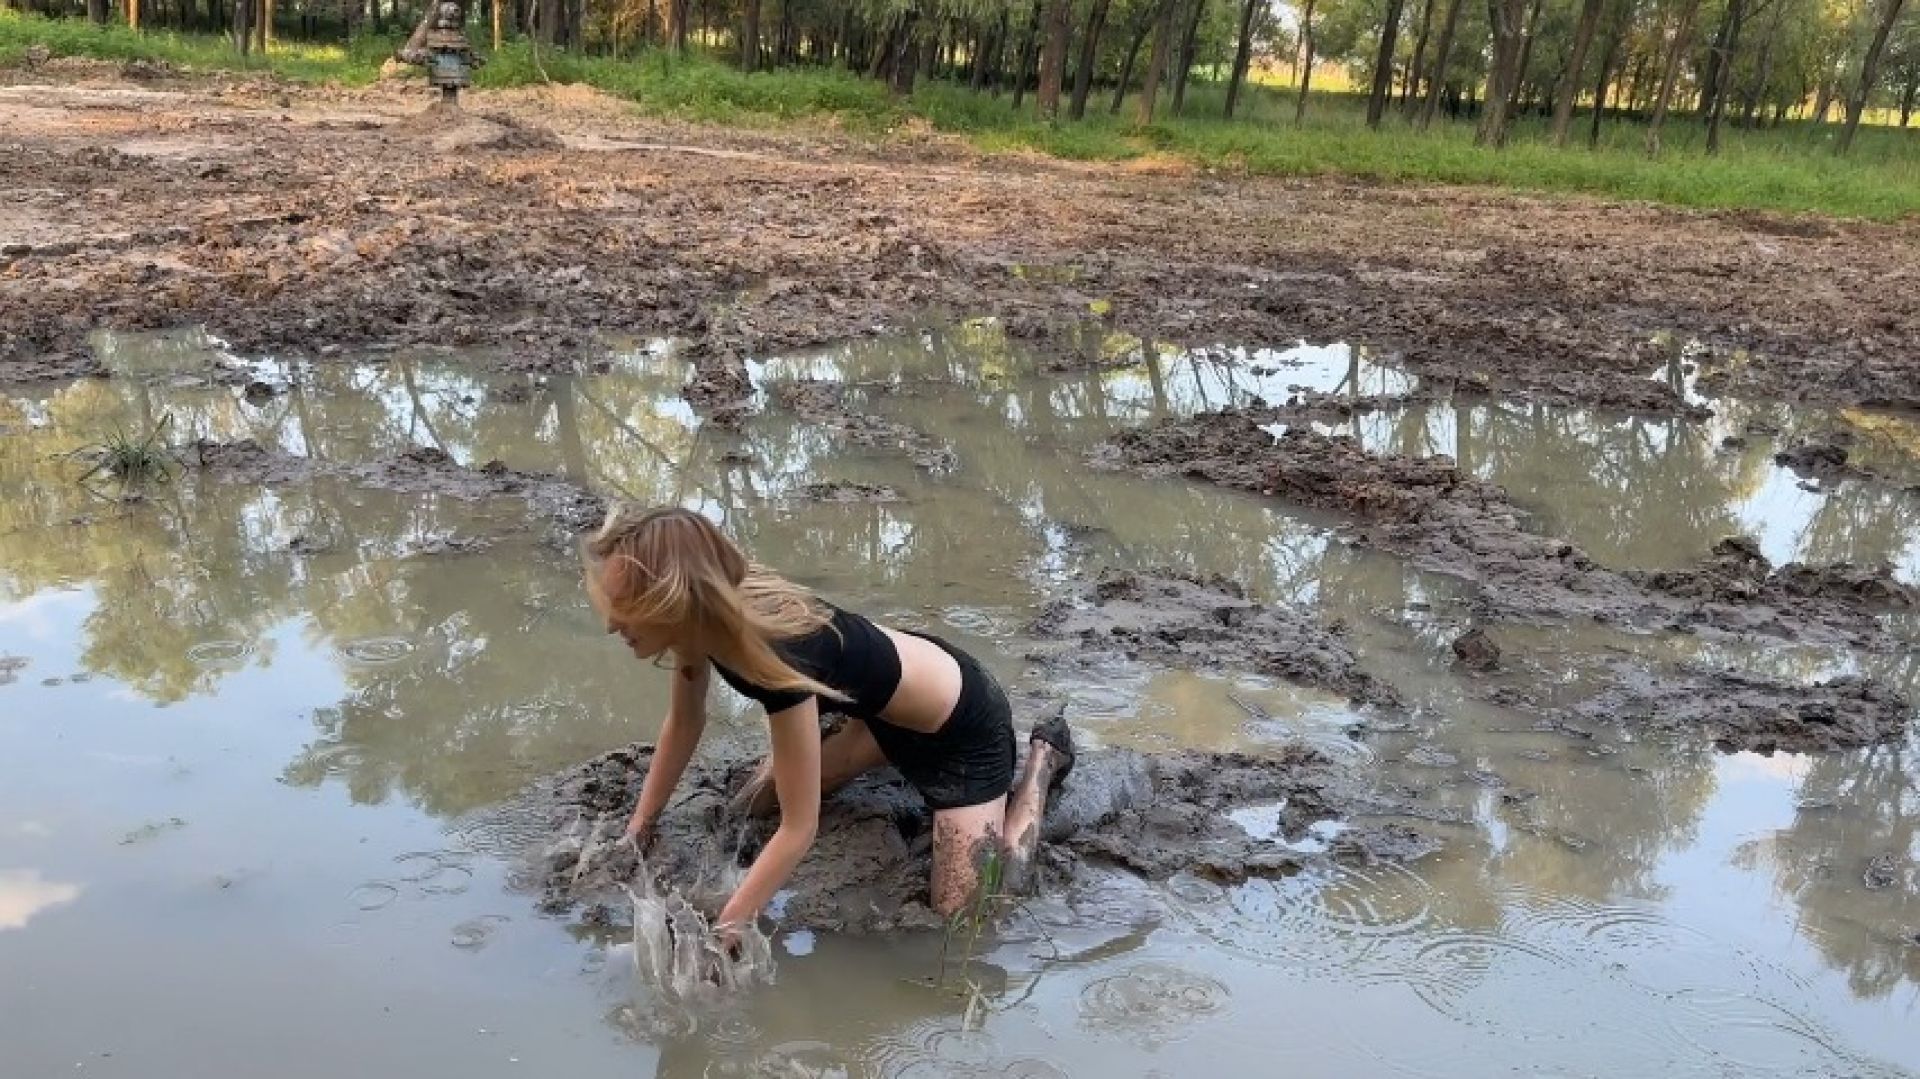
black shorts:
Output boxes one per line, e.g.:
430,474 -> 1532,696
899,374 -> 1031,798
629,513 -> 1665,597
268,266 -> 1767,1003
863,633 -> 1016,812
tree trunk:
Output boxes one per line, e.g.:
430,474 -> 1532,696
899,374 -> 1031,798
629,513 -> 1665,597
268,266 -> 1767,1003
1170,0 -> 1207,114
1416,0 -> 1466,128
1643,0 -> 1703,156
1902,75 -> 1919,126
890,9 -> 920,94
1404,0 -> 1436,108
669,0 -> 687,52
1476,0 -> 1528,145
1223,0 -> 1260,116
1838,0 -> 1908,153
257,0 -> 269,50
1588,20 -> 1620,146
1699,0 -> 1733,124
1137,0 -> 1176,123
1811,78 -> 1833,124
1010,0 -> 1041,108
1550,0 -> 1604,145
88,0 -> 108,23
1739,2 -> 1784,128
974,13 -> 1001,90
127,0 -> 139,30
232,0 -> 250,53
1704,0 -> 1747,154
492,0 -> 502,49
1110,7 -> 1152,112
1294,0 -> 1317,122
1366,0 -> 1407,126
1507,0 -> 1544,114
741,0 -> 760,70
1070,0 -> 1111,118
1036,0 -> 1072,119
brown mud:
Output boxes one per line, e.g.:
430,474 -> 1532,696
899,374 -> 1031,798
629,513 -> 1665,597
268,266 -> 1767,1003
1100,414 -> 1910,648
186,439 -> 608,531
771,380 -> 957,471
4,73 -> 1919,423
528,738 -> 1438,935
1025,569 -> 1402,709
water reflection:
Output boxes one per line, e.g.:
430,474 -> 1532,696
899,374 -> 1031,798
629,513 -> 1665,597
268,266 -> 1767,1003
4,327 -> 1920,1074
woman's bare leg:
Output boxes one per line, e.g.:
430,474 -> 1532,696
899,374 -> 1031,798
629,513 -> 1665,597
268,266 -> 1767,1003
929,738 -> 1062,917
733,718 -> 888,817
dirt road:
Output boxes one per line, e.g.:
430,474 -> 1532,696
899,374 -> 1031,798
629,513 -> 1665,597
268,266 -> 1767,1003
4,63 -> 1918,417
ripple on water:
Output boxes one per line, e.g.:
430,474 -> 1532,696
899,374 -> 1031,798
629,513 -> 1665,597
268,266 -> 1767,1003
335,635 -> 416,665
347,881 -> 399,911
449,915 -> 510,950
1665,989 -> 1863,1075
1169,862 -> 1438,978
185,639 -> 251,666
393,851 -> 475,895
1078,962 -> 1230,1044
936,606 -> 1016,638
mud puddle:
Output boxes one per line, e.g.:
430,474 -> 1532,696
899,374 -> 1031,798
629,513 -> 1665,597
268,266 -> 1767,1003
3,327 -> 1918,1076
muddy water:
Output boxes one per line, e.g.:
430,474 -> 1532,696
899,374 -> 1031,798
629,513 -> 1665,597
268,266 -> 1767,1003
2,327 -> 1917,1076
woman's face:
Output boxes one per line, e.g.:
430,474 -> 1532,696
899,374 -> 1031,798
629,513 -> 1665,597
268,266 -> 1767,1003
609,618 -> 675,662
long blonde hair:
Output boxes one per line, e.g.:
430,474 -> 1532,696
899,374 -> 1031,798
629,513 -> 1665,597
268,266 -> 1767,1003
584,504 -> 845,701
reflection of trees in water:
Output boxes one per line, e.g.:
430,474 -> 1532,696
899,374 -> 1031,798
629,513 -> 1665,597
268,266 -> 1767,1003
1757,747 -> 1920,1000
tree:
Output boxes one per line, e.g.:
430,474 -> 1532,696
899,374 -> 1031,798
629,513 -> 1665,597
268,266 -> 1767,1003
1704,0 -> 1753,154
1296,0 -> 1320,122
1367,0 -> 1410,126
1551,0 -> 1608,144
741,0 -> 762,70
1137,0 -> 1177,123
87,0 -> 109,23
1477,0 -> 1531,145
1838,0 -> 1910,152
1224,0 -> 1263,116
1507,0 -> 1545,113
1644,0 -> 1704,156
1037,0 -> 1073,119
1589,5 -> 1625,144
1416,0 -> 1468,127
1070,0 -> 1113,118
1110,4 -> 1156,111
1170,0 -> 1209,113
1404,0 -> 1438,106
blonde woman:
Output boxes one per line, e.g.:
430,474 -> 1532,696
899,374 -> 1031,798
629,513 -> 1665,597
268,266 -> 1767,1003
585,506 -> 1074,948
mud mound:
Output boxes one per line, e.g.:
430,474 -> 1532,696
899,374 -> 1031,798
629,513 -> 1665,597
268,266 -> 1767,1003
528,739 -> 1437,935
1558,660 -> 1910,755
1635,537 -> 1917,610
1027,568 -> 1402,708
186,439 -> 607,531
393,103 -> 564,153
773,380 -> 956,471
1098,414 -> 1904,647
799,481 -> 906,503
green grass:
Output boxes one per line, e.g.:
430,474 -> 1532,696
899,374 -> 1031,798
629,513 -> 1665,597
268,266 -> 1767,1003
5,9 -> 1917,218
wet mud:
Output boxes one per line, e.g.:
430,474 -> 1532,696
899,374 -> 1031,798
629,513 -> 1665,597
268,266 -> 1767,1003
1026,569 -> 1402,709
186,439 -> 607,531
772,380 -> 957,471
529,737 -> 1437,935
1100,414 -> 1908,648
1632,536 -> 1917,612
1497,654 -> 1912,754
4,73 -> 1918,429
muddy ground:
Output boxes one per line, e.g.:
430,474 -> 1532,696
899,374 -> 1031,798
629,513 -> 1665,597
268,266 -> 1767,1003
4,66 -> 1920,421
529,736 -> 1437,935
1100,414 -> 1916,648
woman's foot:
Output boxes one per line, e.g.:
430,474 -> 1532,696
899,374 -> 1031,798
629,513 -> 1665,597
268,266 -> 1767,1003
1029,704 -> 1075,790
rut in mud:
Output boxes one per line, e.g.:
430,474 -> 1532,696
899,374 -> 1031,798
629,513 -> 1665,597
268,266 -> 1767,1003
1100,414 -> 1915,647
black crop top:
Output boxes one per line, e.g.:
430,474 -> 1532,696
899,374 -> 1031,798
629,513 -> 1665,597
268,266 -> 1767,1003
710,604 -> 902,718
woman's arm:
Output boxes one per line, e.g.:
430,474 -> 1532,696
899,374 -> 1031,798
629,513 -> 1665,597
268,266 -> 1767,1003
715,697 -> 822,933
626,658 -> 712,839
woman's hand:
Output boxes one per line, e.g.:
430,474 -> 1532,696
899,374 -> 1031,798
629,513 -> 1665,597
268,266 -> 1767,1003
623,811 -> 658,853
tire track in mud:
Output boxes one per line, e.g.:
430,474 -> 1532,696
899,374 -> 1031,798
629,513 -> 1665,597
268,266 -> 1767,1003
1096,414 -> 1914,753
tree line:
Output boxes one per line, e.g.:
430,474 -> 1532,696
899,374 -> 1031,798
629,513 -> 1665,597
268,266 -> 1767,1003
11,0 -> 1917,152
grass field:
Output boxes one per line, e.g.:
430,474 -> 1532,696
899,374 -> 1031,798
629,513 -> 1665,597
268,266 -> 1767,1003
6,10 -> 1916,219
